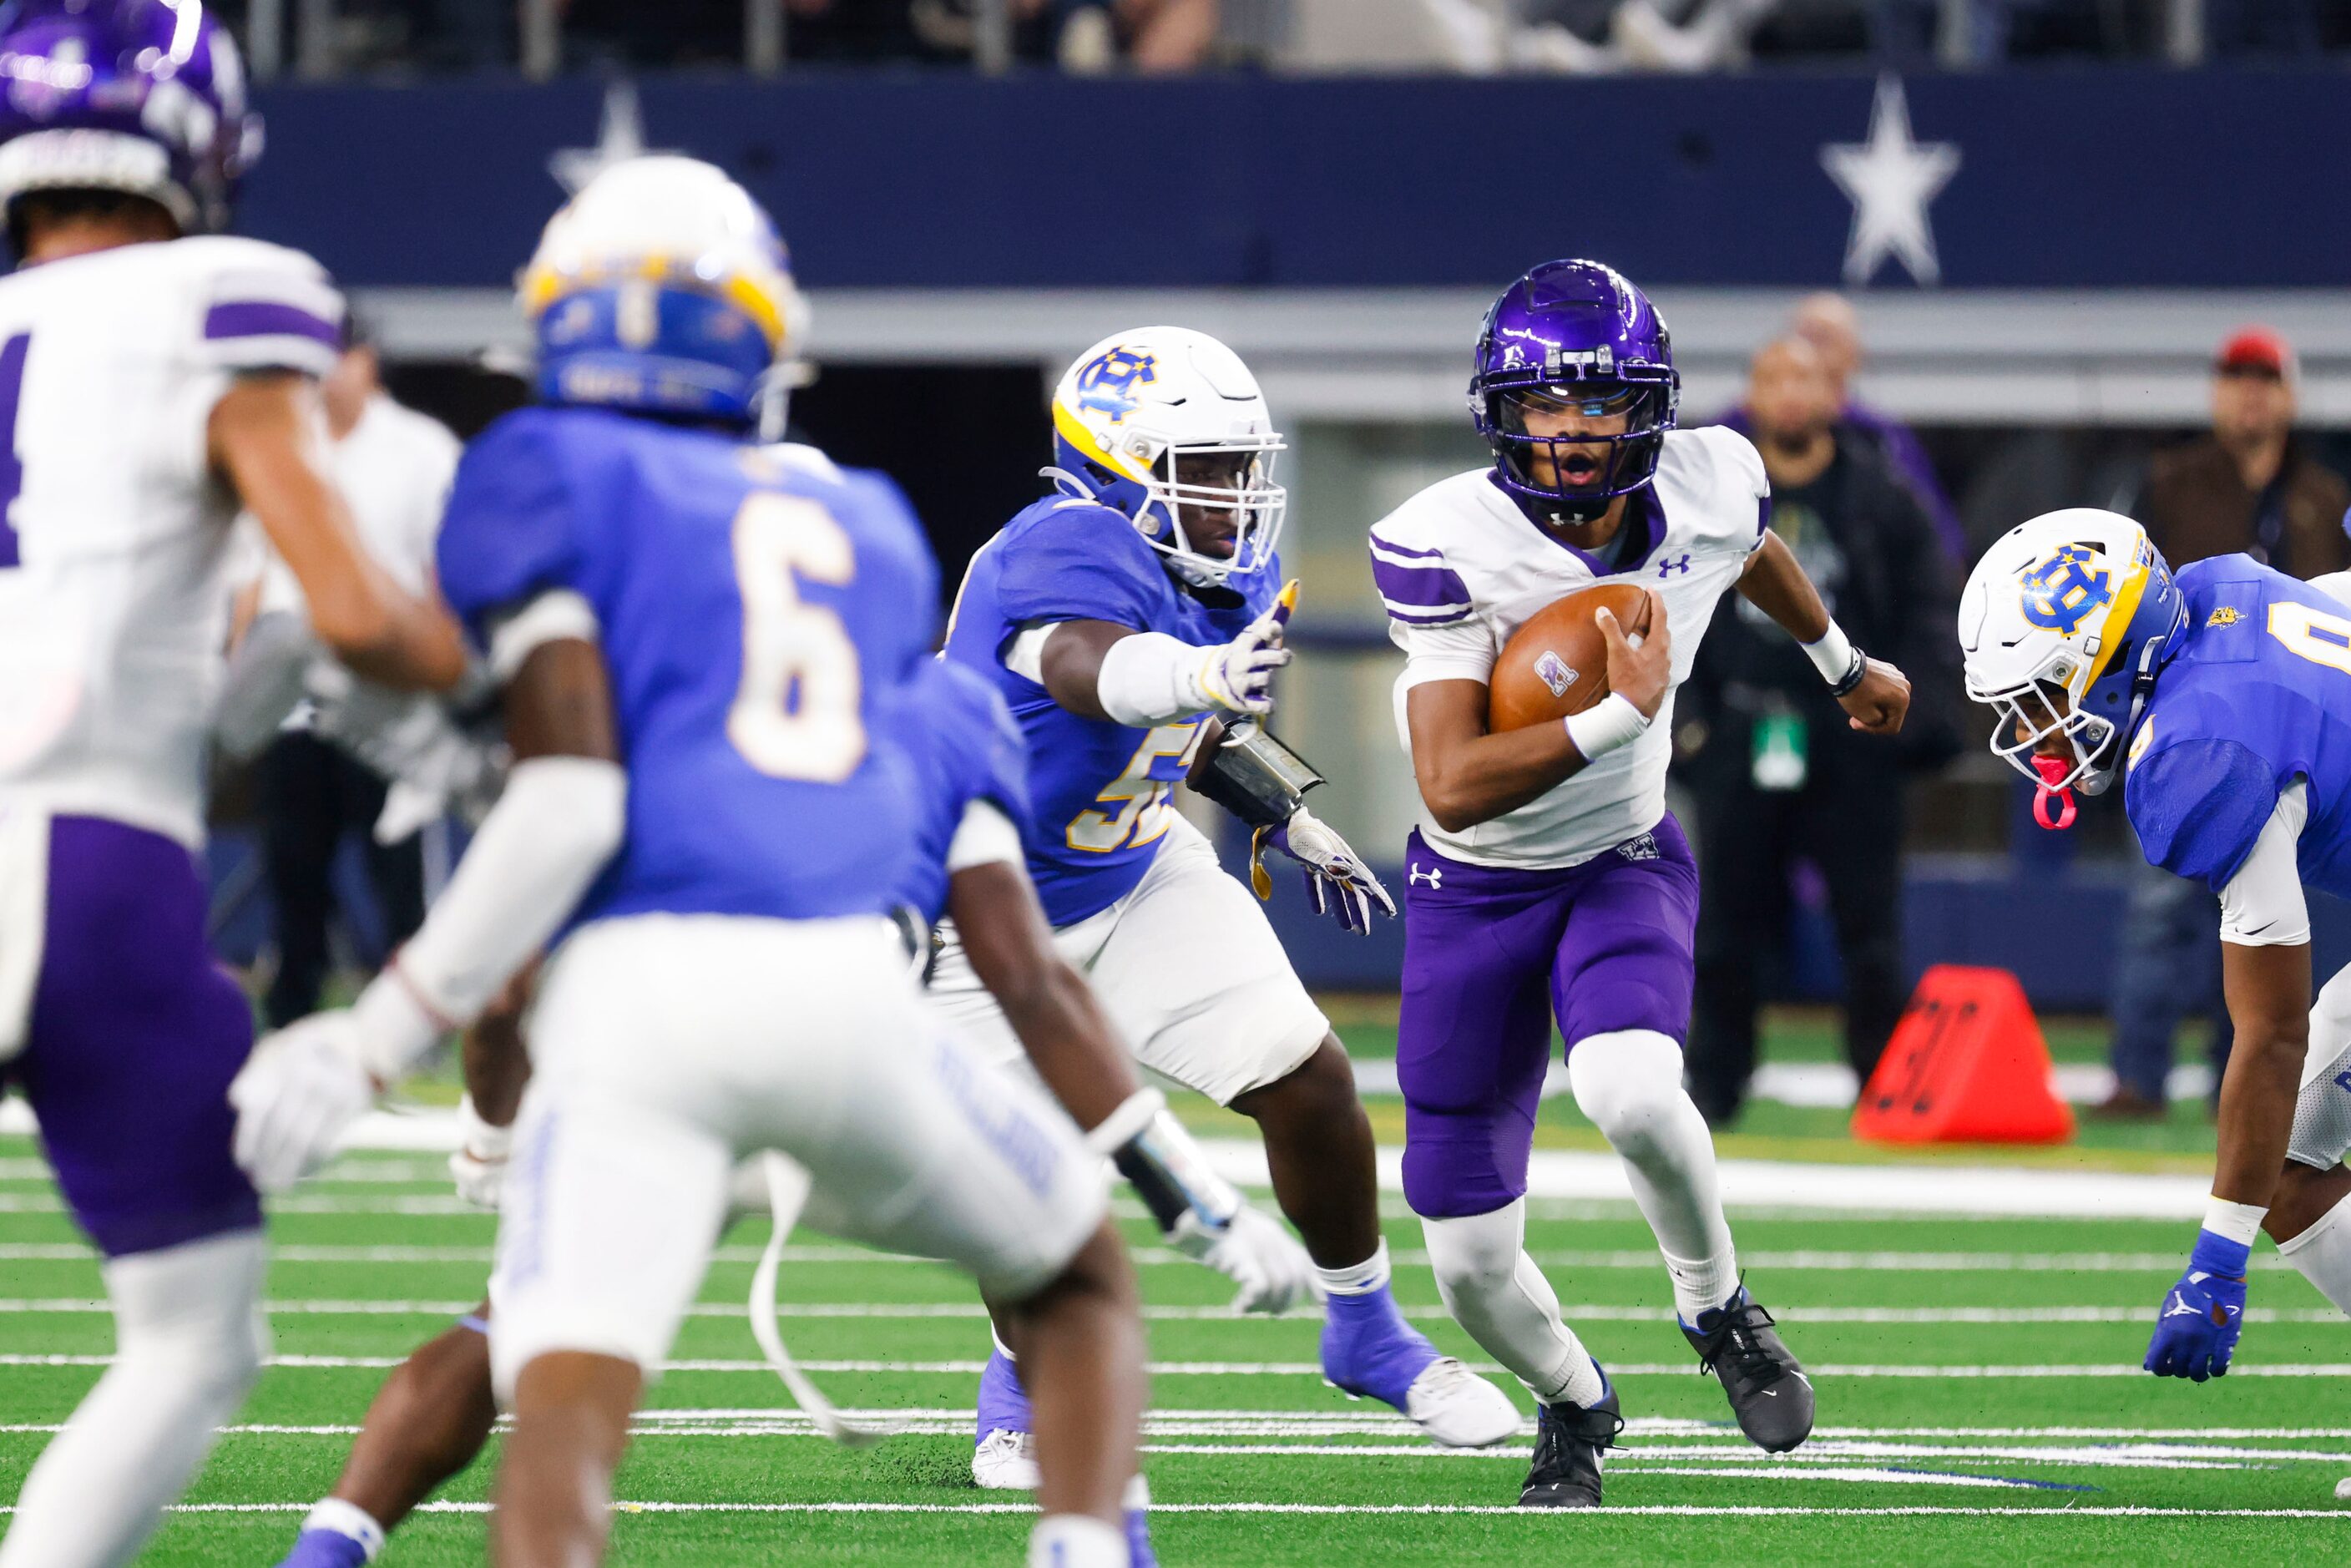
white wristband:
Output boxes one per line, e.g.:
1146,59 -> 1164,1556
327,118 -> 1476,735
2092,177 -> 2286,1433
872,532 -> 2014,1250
1563,692 -> 1650,763
1801,620 -> 1857,685
2203,1195 -> 2268,1247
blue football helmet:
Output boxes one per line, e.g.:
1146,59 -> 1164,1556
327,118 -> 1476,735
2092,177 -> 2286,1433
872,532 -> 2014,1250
1469,259 -> 1679,524
520,155 -> 809,431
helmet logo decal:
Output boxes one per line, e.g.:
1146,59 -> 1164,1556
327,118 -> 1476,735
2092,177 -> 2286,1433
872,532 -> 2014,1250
1073,346 -> 1158,424
2017,544 -> 2113,635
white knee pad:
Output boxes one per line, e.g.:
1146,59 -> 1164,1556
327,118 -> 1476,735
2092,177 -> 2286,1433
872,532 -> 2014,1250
109,1228 -> 269,1403
2291,964 -> 2351,1170
1422,1200 -> 1525,1303
1567,1029 -> 1689,1154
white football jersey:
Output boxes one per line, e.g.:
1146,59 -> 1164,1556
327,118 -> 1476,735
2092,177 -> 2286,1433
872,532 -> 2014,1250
1369,425 -> 1769,869
0,235 -> 343,847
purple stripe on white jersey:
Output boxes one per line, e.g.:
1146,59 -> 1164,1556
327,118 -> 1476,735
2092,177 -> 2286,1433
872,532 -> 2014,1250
1385,602 -> 1476,627
1755,494 -> 1772,547
203,301 -> 341,348
1371,535 -> 1447,561
1372,549 -> 1472,610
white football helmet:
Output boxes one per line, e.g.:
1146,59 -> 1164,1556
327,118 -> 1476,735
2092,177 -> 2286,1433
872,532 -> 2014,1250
1958,508 -> 2187,797
1046,326 -> 1287,586
519,154 -> 810,432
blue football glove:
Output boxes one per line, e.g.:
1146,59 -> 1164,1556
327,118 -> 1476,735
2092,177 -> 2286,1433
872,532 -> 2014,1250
2144,1229 -> 2250,1383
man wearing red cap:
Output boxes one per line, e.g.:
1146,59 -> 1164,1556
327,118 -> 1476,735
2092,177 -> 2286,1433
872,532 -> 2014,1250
2097,326 -> 2351,1119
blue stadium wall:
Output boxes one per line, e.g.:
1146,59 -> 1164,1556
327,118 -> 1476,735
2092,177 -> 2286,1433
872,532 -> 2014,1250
249,68 -> 2350,291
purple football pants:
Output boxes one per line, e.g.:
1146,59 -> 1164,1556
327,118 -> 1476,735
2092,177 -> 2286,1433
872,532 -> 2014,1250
5,816 -> 260,1257
1397,817 -> 1699,1220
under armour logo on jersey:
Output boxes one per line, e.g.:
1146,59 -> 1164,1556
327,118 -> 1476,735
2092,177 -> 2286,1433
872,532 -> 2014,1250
2335,1068 -> 2351,1095
1408,864 -> 1443,889
1616,832 -> 1660,862
1073,346 -> 1158,423
1657,553 -> 1691,579
2018,544 -> 2113,635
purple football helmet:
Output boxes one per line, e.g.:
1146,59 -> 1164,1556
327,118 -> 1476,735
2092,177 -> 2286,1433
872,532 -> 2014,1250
1469,259 -> 1679,521
0,0 -> 260,239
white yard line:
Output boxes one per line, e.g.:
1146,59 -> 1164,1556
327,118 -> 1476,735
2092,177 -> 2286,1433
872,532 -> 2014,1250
0,1105 -> 2222,1218
3,1353 -> 2346,1378
0,1297 -> 2338,1327
3,1500 -> 2340,1519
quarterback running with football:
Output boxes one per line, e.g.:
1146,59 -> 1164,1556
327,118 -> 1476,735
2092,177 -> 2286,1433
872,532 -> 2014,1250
0,5 -> 468,1565
1959,510 -> 2351,1382
941,326 -> 1520,1485
1368,260 -> 1911,1505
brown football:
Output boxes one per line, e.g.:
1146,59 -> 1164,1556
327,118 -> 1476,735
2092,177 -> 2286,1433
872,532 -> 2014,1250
1487,583 -> 1655,733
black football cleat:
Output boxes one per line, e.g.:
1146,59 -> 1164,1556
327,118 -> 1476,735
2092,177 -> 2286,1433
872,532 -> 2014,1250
1682,1287 -> 1814,1452
1516,1376 -> 1623,1509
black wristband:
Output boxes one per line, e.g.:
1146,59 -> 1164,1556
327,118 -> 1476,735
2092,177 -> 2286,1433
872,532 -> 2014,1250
1828,646 -> 1868,699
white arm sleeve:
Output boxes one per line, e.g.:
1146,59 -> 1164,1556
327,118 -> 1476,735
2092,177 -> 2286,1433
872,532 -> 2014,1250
1094,630 -> 1216,726
944,798 -> 1024,873
487,590 -> 601,684
2220,780 -> 2311,948
1393,615 -> 1497,691
348,755 -> 626,1081
2309,571 -> 2351,612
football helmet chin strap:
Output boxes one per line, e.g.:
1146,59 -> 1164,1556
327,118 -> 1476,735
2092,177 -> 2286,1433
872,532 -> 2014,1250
2033,627 -> 2172,829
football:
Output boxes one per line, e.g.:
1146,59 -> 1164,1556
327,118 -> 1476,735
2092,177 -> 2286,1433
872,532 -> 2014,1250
1486,582 -> 1655,733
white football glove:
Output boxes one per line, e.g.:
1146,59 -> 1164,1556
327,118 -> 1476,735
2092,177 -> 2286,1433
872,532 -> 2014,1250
1251,807 -> 1398,935
230,1012 -> 378,1194
1190,583 -> 1297,716
448,1094 -> 513,1211
1170,1203 -> 1325,1316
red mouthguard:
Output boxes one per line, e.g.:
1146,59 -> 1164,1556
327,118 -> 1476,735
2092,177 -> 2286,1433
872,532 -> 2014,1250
2031,753 -> 2078,831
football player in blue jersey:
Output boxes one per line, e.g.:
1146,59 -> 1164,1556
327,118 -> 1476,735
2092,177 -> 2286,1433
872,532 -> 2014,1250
266,655 -> 1308,1568
940,327 -> 1520,1486
228,158 -> 1155,1568
1961,508 -> 2351,1383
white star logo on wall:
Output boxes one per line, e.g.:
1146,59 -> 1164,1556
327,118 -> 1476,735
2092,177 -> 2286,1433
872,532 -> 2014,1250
1820,74 -> 1961,287
549,80 -> 680,194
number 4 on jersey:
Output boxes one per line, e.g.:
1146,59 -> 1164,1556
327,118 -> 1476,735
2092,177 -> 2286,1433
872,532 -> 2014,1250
0,333 -> 28,568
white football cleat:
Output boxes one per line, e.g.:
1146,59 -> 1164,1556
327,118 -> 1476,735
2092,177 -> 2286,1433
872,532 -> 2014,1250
972,1428 -> 1041,1490
1405,1357 -> 1524,1448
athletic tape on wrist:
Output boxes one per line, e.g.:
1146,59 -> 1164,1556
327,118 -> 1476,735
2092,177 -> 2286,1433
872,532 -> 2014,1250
1801,620 -> 1856,685
1563,693 -> 1649,763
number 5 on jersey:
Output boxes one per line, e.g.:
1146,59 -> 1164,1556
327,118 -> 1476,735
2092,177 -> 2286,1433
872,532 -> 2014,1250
1068,722 -> 1205,852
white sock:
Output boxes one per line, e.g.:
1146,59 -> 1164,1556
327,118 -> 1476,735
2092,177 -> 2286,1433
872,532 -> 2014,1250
1028,1514 -> 1126,1568
1569,1029 -> 1740,1324
0,1229 -> 267,1568
1317,1237 -> 1392,1297
299,1500 -> 385,1560
1423,1201 -> 1605,1409
2278,1192 -> 2351,1316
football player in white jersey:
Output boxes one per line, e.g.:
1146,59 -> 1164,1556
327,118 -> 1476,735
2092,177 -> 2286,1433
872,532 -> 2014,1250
1368,260 -> 1911,1506
0,5 -> 466,1566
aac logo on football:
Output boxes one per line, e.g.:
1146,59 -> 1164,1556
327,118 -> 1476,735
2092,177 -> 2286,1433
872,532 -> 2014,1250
1073,346 -> 1158,424
2017,544 -> 2113,635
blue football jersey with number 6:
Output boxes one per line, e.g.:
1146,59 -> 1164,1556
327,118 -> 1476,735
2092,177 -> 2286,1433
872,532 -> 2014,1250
2126,555 -> 2351,901
436,406 -> 938,928
941,494 -> 1281,927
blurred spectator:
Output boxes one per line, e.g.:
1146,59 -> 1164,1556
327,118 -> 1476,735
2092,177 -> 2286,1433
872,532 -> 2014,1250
783,0 -> 1216,70
2095,326 -> 2349,1118
1681,337 -> 1959,1126
1722,294 -> 1965,564
254,326 -> 463,1025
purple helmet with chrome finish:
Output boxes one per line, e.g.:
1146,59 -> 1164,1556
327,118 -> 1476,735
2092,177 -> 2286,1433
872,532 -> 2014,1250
1469,259 -> 1679,521
0,0 -> 259,242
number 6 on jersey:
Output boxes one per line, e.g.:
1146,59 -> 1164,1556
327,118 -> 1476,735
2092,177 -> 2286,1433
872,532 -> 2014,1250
729,491 -> 866,782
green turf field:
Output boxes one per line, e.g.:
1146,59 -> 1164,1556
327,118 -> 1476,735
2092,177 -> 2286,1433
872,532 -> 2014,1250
3,1009 -> 2343,1566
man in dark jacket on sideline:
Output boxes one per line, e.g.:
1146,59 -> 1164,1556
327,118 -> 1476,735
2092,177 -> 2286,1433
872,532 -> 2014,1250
1681,337 -> 1960,1125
